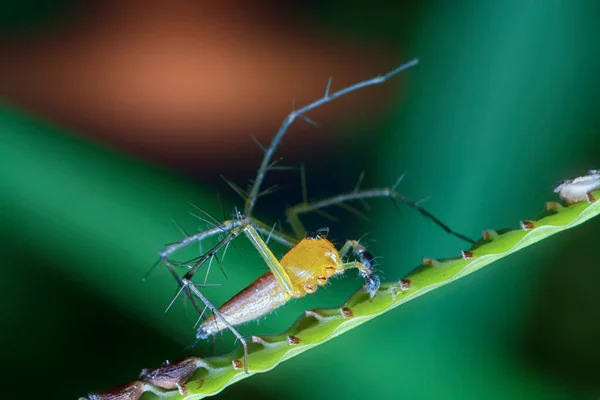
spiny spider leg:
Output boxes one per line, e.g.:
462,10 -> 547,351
159,216 -> 297,266
250,218 -> 299,247
181,229 -> 239,287
162,257 -> 205,315
240,224 -> 295,296
156,216 -> 300,315
244,58 -> 420,217
184,282 -> 249,373
166,223 -> 304,373
159,219 -> 243,259
178,224 -> 299,299
161,227 -> 241,316
165,220 -> 298,314
160,218 -> 296,267
285,176 -> 475,244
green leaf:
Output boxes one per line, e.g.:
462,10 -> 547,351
147,192 -> 599,399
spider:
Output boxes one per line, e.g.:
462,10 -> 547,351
155,58 -> 475,373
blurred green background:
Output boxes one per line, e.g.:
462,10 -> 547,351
2,1 -> 600,399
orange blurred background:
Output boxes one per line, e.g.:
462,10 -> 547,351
0,1 -> 400,172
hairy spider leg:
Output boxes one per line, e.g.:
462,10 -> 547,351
159,215 -> 298,264
180,223 -> 300,297
156,215 -> 302,329
165,222 -> 303,373
162,258 -> 205,316
159,216 -> 297,264
162,247 -> 251,372
161,226 -> 254,373
165,222 -> 297,314
243,58 -> 419,218
286,175 -> 475,244
250,217 -> 299,247
156,215 -> 298,297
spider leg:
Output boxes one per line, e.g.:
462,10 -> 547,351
242,224 -> 295,298
161,226 -> 242,314
184,278 -> 250,373
249,217 -> 299,248
164,223 -> 296,373
243,59 -> 419,217
338,240 -> 380,298
158,219 -> 243,260
285,177 -> 475,244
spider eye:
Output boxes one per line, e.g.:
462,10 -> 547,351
305,232 -> 321,240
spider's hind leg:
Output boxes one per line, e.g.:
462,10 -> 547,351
184,278 -> 250,373
165,223 -> 247,312
285,173 -> 476,244
160,228 -> 252,373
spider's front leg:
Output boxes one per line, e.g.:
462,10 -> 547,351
338,239 -> 380,299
